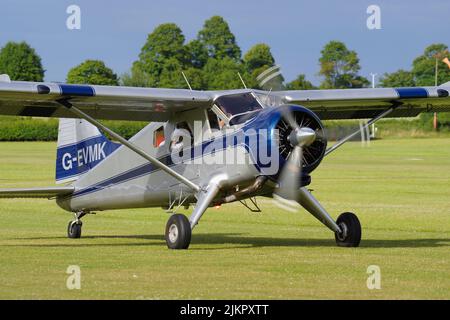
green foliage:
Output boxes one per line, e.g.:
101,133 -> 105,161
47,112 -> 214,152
0,41 -> 44,81
243,43 -> 278,89
379,69 -> 415,87
126,23 -> 188,88
286,74 -> 317,90
203,57 -> 247,90
318,41 -> 369,89
182,67 -> 206,90
66,60 -> 118,85
0,117 -> 58,141
185,40 -> 209,69
198,16 -> 241,61
0,116 -> 146,141
243,44 -> 275,73
123,17 -> 274,90
412,43 -> 450,86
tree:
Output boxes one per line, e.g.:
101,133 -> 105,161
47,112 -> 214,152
128,23 -> 187,87
0,41 -> 44,81
318,41 -> 369,89
203,57 -> 246,90
185,39 -> 209,69
412,43 -> 450,86
243,43 -> 279,88
198,16 -> 241,61
158,57 -> 189,89
66,60 -> 118,85
182,67 -> 206,90
286,74 -> 317,90
244,44 -> 275,73
379,70 -> 415,87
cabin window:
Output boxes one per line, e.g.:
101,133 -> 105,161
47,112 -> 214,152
208,109 -> 220,130
153,126 -> 165,147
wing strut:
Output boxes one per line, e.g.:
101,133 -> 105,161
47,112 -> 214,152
56,99 -> 201,193
324,105 -> 398,156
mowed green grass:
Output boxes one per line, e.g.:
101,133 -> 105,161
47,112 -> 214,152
0,139 -> 449,299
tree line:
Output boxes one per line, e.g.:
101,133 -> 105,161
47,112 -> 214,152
0,15 -> 449,90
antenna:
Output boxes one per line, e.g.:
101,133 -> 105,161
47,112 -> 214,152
182,71 -> 192,91
237,72 -> 247,89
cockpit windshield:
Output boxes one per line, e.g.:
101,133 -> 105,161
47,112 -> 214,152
214,93 -> 263,120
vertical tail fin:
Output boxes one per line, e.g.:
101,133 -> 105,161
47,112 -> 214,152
55,118 -> 120,184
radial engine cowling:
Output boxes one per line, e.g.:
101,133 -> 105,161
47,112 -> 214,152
274,105 -> 327,174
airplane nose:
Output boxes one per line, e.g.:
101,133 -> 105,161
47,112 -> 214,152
289,127 -> 316,147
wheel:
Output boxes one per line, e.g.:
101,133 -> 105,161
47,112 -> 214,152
165,214 -> 191,249
335,212 -> 361,247
67,220 -> 82,239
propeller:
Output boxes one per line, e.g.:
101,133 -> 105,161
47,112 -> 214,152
254,65 -> 325,210
273,107 -> 317,211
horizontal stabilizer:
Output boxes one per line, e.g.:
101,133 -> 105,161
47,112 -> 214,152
0,186 -> 74,198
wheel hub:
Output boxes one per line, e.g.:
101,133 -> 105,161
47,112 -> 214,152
336,222 -> 348,241
168,224 -> 179,243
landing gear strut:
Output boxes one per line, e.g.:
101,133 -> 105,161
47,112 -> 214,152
67,211 -> 87,239
298,187 -> 362,247
164,175 -> 224,249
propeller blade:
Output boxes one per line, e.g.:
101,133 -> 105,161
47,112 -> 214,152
276,145 -> 302,199
280,106 -> 300,131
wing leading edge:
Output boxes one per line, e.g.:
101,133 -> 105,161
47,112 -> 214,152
0,186 -> 74,198
0,81 -> 213,122
0,79 -> 449,121
273,86 -> 450,120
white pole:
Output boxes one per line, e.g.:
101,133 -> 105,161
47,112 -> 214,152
370,73 -> 377,88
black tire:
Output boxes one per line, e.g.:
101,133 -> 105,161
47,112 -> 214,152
165,214 -> 191,249
67,221 -> 82,239
335,212 -> 361,247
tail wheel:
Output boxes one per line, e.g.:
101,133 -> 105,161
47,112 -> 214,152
67,220 -> 82,239
335,212 -> 361,247
165,214 -> 191,249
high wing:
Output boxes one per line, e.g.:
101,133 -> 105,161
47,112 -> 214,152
1,78 -> 449,122
0,80 -> 212,121
272,85 -> 450,119
0,186 -> 74,198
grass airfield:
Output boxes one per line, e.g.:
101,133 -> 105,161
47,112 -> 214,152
0,139 -> 449,299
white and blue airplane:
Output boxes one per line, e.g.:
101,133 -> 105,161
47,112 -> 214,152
0,74 -> 449,249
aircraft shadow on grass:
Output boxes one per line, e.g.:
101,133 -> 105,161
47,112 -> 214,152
5,233 -> 450,249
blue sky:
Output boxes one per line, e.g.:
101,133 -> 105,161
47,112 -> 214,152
1,0 -> 449,86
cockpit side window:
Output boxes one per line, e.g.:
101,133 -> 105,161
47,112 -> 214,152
207,109 -> 220,130
214,93 -> 263,118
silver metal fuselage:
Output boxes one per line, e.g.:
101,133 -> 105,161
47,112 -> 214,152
56,120 -> 262,212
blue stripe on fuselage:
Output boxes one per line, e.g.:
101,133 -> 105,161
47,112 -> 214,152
69,131 -> 270,199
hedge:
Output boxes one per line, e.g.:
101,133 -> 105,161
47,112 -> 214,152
0,116 -> 147,141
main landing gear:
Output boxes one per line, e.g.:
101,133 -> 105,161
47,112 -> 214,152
165,177 -> 224,249
164,181 -> 362,249
67,211 -> 87,239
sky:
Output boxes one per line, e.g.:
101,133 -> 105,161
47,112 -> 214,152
1,0 -> 449,86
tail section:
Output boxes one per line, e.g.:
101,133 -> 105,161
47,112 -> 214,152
55,118 -> 120,184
